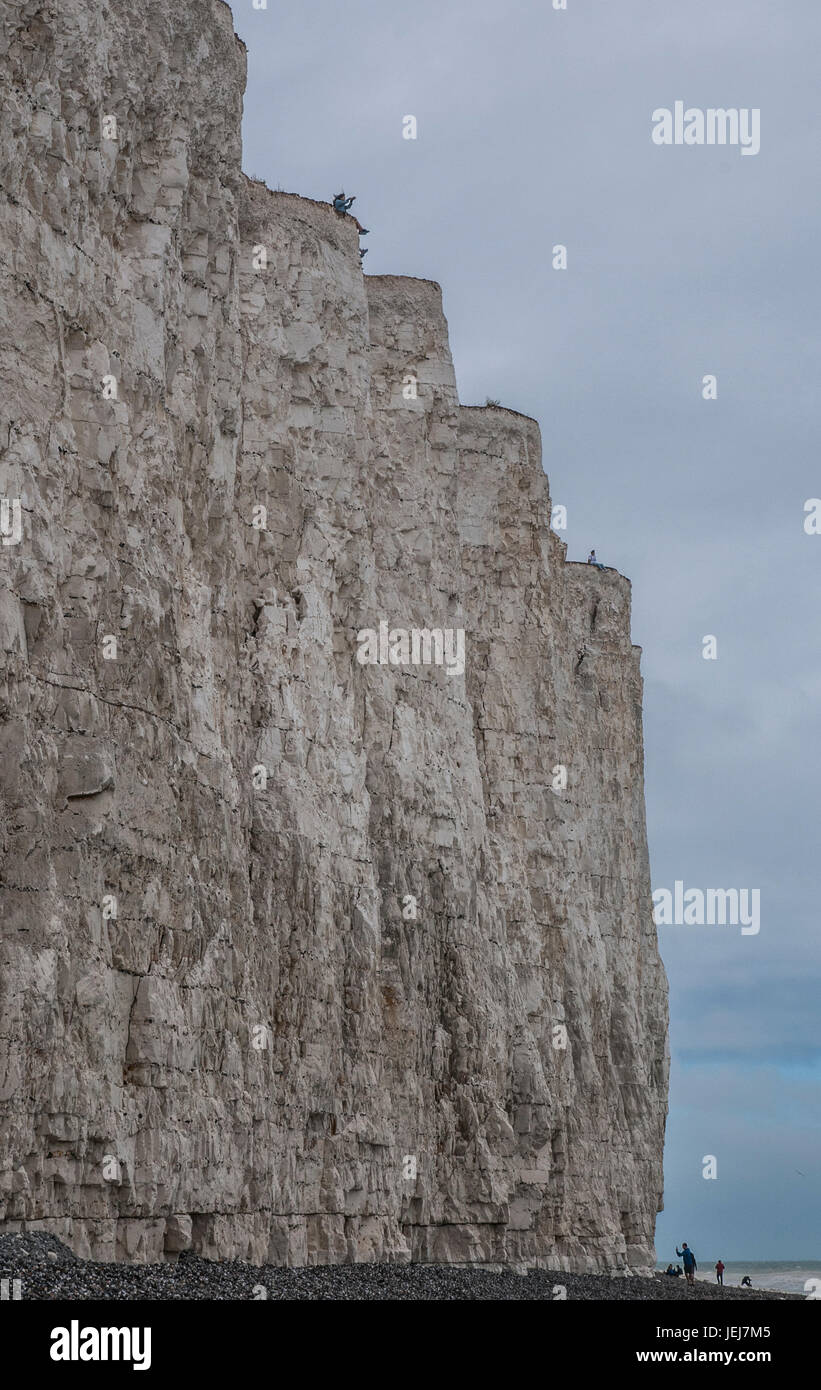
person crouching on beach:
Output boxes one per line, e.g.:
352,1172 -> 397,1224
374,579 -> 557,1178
676,1243 -> 697,1286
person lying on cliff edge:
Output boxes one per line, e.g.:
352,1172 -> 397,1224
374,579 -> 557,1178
587,549 -> 606,570
676,1243 -> 697,1286
332,192 -> 369,236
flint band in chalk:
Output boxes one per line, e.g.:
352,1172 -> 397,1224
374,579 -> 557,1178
652,103 -> 760,156
50,1321 -> 152,1370
356,620 -> 465,677
652,882 -> 760,935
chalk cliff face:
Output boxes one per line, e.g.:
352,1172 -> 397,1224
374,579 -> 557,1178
0,0 -> 669,1268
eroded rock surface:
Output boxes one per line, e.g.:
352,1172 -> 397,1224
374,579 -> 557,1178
0,0 -> 668,1267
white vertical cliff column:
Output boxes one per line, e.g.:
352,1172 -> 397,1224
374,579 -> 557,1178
0,0 -> 668,1268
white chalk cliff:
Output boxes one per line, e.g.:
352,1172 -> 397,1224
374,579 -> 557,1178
0,0 -> 669,1268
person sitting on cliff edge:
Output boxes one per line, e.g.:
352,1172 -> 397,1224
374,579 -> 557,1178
587,549 -> 606,570
332,192 -> 369,236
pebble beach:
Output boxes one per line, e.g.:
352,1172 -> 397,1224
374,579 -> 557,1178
0,1233 -> 802,1301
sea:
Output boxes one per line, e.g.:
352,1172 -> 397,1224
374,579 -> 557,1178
657,1261 -> 820,1296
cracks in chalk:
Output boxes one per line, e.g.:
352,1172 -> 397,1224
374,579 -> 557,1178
124,974 -> 141,1069
50,301 -> 68,415
31,668 -> 183,740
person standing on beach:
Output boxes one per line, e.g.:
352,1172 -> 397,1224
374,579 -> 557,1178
715,1259 -> 725,1286
676,1243 -> 697,1286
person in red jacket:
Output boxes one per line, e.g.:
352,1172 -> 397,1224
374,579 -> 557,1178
715,1259 -> 725,1286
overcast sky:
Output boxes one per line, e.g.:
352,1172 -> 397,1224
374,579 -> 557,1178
231,0 -> 820,1263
